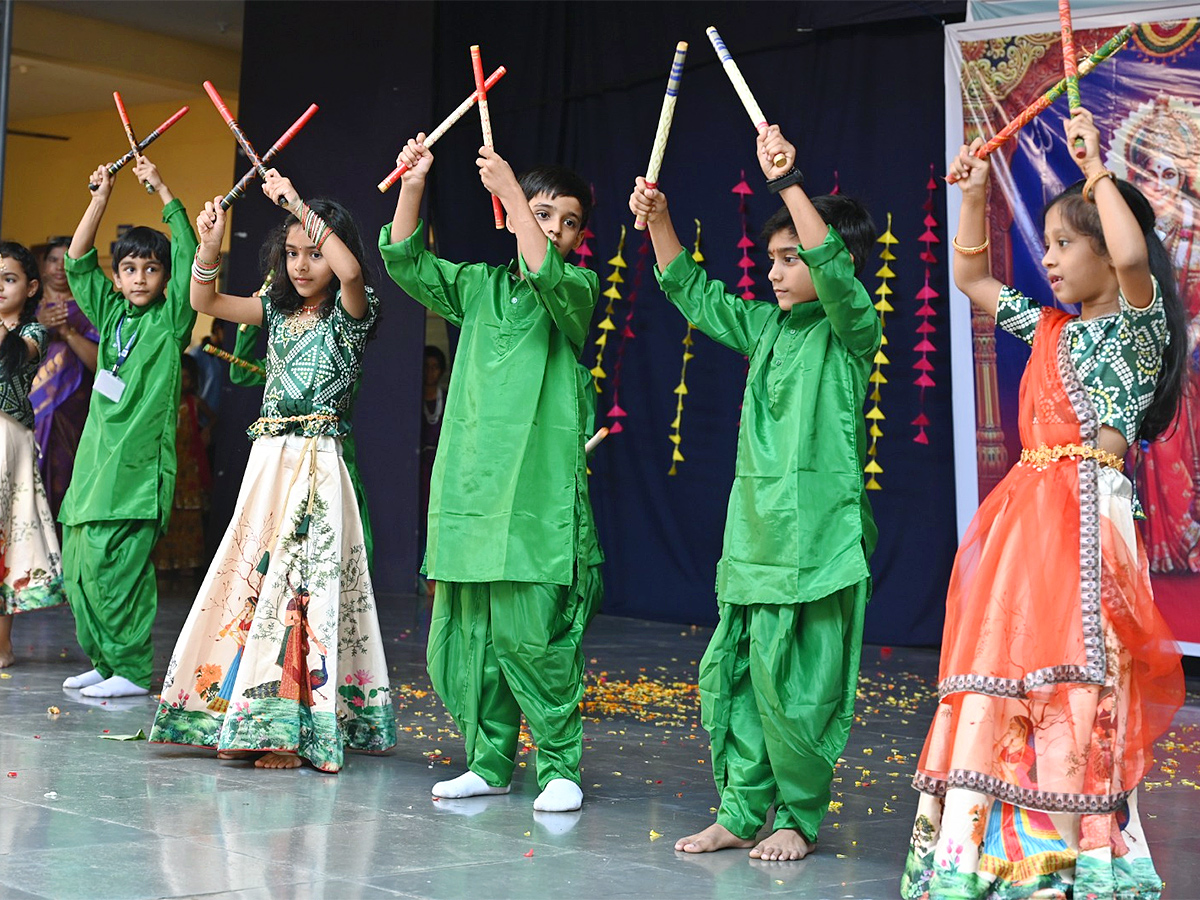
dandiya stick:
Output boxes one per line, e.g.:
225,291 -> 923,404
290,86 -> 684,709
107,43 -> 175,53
202,80 -> 290,208
113,91 -> 154,193
221,104 -> 319,209
377,67 -> 507,193
203,342 -> 265,378
90,105 -> 189,191
705,27 -> 787,169
946,23 -> 1135,183
1059,0 -> 1086,157
471,45 -> 505,229
635,42 -> 688,232
585,426 -> 610,454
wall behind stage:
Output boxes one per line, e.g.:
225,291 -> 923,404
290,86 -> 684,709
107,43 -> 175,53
229,1 -> 964,645
211,2 -> 435,596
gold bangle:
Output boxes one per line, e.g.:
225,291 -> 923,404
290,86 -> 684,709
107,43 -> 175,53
1083,168 -> 1116,203
952,235 -> 990,256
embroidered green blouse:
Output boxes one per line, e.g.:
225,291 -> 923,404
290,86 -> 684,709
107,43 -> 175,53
378,220 -> 600,586
61,198 -> 198,530
655,226 -> 880,607
252,288 -> 379,439
996,280 -> 1168,444
0,323 -> 49,428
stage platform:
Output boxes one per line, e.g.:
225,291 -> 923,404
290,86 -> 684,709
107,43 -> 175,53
1,585 -> 1197,899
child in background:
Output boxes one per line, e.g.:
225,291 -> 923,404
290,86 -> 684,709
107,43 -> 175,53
902,110 -> 1186,899
0,242 -> 65,667
381,133 -> 600,812
630,124 -> 880,860
151,353 -> 213,577
61,155 -> 197,698
150,170 -> 394,773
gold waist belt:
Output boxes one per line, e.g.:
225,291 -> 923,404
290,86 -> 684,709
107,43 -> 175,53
1019,443 -> 1123,472
249,413 -> 340,436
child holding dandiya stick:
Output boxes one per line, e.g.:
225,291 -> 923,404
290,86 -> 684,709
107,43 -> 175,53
901,109 -> 1186,899
61,155 -> 197,699
381,132 -> 601,812
149,170 -> 394,773
629,124 -> 880,861
0,242 -> 65,668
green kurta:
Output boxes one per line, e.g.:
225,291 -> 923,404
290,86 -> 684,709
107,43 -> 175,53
379,220 -> 599,585
656,226 -> 880,606
61,198 -> 198,533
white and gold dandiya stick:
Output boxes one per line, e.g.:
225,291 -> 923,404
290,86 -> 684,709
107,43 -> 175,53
377,66 -> 507,193
471,45 -> 505,229
705,27 -> 787,168
636,41 -> 688,232
203,342 -> 265,378
585,427 -> 610,454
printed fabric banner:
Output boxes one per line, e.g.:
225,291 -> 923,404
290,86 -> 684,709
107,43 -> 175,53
945,5 -> 1200,654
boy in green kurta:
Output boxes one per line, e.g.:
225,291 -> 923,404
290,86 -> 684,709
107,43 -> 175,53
61,157 -> 197,698
381,133 -> 600,812
630,125 -> 880,859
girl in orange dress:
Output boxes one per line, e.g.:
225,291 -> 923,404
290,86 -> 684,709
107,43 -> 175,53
902,110 -> 1187,899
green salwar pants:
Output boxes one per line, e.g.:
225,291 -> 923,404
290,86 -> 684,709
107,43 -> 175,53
699,580 -> 868,843
62,519 -> 159,689
427,572 -> 598,790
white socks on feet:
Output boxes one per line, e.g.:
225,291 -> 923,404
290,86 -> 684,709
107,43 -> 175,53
63,669 -> 104,690
534,778 -> 583,812
79,675 -> 149,698
432,771 -> 510,799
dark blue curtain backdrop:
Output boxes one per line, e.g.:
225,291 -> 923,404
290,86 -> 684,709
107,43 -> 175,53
224,1 -> 964,645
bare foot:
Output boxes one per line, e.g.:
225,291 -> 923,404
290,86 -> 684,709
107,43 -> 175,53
675,822 -> 756,854
0,644 -> 13,668
217,750 -> 254,760
749,828 -> 814,861
255,751 -> 302,769
0,615 -> 12,667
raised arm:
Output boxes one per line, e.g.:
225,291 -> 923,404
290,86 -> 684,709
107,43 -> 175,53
262,170 -> 367,319
190,197 -> 263,326
132,154 -> 176,209
390,133 -> 433,246
947,138 -> 1002,318
69,166 -> 113,262
1068,109 -> 1154,308
631,180 -> 765,356
476,146 -> 551,273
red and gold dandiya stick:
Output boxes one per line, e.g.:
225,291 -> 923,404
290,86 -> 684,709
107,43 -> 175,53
377,66 -> 507,193
113,91 -> 155,193
203,342 -> 265,378
1059,0 -> 1086,157
221,103 -> 319,209
202,80 -> 290,208
636,41 -> 688,232
471,45 -> 505,229
946,23 -> 1135,183
90,105 -> 189,191
585,426 -> 610,454
705,27 -> 787,169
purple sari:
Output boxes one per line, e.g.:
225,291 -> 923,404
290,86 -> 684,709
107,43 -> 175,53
30,297 -> 99,518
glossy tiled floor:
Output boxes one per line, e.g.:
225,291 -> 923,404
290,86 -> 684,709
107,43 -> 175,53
1,586 -> 1198,899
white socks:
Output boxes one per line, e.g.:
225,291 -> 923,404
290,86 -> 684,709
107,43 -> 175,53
432,771 -> 510,799
63,669 -> 104,689
534,778 -> 583,812
80,675 -> 149,698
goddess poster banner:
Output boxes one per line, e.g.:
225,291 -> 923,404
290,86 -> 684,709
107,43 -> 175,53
945,6 -> 1200,654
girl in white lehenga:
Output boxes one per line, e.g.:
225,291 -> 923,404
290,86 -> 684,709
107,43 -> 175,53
149,171 -> 394,772
0,243 -> 65,668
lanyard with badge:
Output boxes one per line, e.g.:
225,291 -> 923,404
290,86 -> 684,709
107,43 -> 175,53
94,314 -> 137,403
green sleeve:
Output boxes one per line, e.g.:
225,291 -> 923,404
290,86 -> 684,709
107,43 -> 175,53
798,226 -> 881,358
654,249 -> 769,356
378,219 -> 484,327
162,198 -> 199,340
517,241 -> 599,354
63,248 -> 120,328
230,323 -> 266,387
